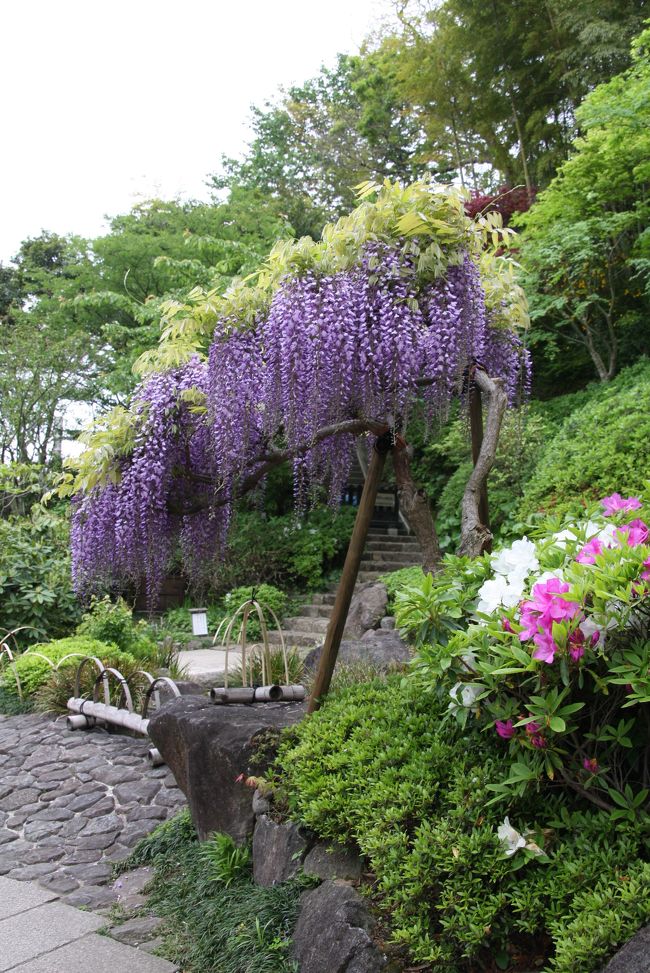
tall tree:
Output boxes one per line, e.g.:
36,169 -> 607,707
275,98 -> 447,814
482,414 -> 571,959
214,54 -> 423,238
519,27 -> 650,383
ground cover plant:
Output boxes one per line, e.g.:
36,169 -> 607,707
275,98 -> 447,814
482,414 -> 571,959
518,361 -> 650,519
116,810 -> 305,973
0,635 -> 149,713
274,675 -> 650,972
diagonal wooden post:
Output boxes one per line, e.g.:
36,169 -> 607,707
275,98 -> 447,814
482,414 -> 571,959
469,381 -> 490,532
307,434 -> 391,713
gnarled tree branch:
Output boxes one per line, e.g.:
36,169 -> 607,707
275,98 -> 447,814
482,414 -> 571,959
392,438 -> 442,574
169,416 -> 388,516
458,369 -> 507,558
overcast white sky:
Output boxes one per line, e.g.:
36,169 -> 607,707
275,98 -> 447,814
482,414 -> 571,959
0,0 -> 389,264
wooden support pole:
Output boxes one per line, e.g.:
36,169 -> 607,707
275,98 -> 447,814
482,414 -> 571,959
307,436 -> 390,713
469,382 -> 490,532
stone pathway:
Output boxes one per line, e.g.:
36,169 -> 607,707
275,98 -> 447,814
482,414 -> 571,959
0,876 -> 176,972
0,712 -> 186,909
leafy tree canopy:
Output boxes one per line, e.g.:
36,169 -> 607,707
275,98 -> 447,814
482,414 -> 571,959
519,27 -> 650,383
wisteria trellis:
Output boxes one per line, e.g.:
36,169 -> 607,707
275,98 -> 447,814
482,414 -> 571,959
72,242 -> 530,603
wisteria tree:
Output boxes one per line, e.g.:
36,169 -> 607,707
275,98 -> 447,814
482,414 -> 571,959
60,180 -> 530,607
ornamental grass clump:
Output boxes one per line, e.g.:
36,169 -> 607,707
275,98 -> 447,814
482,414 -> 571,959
411,488 -> 650,816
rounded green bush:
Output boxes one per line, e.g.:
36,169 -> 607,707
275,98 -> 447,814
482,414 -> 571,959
519,360 -> 650,519
0,636 -> 117,702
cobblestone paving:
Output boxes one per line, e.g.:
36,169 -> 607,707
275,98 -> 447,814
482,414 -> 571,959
0,713 -> 186,911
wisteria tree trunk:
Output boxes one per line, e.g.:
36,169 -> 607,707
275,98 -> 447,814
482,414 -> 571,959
458,370 -> 508,558
392,438 -> 442,574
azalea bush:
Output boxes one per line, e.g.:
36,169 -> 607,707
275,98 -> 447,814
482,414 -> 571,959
409,489 -> 650,817
274,675 -> 650,971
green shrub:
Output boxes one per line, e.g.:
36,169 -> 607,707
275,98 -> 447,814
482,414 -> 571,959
274,677 -> 650,971
222,584 -> 288,641
0,636 -> 116,702
380,565 -> 425,612
34,646 -> 145,713
0,506 -> 81,646
76,596 -> 158,660
117,811 -> 304,973
212,506 -> 356,592
519,360 -> 650,519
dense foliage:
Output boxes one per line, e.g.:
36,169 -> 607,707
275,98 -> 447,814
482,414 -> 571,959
275,676 -> 650,971
0,505 -> 80,644
519,28 -> 650,383
519,361 -> 650,518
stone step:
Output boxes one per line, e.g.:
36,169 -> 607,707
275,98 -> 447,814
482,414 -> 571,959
366,529 -> 408,538
283,615 -> 331,634
297,603 -> 332,618
266,629 -> 323,648
312,592 -> 336,606
363,550 -> 420,565
357,570 -> 384,583
365,539 -> 419,552
359,559 -> 417,574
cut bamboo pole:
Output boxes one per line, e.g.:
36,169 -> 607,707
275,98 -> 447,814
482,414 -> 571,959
307,435 -> 390,713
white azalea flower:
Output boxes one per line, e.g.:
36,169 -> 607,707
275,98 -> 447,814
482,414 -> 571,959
448,682 -> 484,712
533,569 -> 565,588
491,537 -> 539,579
497,818 -> 544,858
477,574 -> 526,614
497,817 -> 526,856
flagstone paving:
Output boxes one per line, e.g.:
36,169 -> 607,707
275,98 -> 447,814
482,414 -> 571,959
0,712 -> 186,910
0,876 -> 177,972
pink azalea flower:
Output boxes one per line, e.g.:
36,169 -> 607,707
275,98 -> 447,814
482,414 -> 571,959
642,557 -> 650,581
601,493 -> 642,516
618,519 -> 649,547
576,538 -> 604,564
531,733 -> 547,749
525,721 -> 541,736
532,630 -> 557,664
568,629 -> 587,661
583,757 -> 599,774
495,719 -> 515,739
502,617 -> 515,633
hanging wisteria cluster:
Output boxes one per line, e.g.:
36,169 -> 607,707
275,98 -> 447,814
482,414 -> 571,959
72,243 -> 530,603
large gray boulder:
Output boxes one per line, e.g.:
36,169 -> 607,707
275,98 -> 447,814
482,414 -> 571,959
344,583 -> 388,638
600,925 -> 650,972
252,815 -> 310,886
148,697 -> 305,842
303,842 -> 363,882
304,631 -> 412,674
292,880 -> 386,973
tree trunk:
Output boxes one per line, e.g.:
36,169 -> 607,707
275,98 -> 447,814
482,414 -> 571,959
458,370 -> 507,558
392,439 -> 442,575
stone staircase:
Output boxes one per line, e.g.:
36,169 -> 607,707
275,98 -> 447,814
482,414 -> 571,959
267,527 -> 422,651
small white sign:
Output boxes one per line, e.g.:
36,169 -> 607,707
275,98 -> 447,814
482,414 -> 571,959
190,609 -> 208,636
